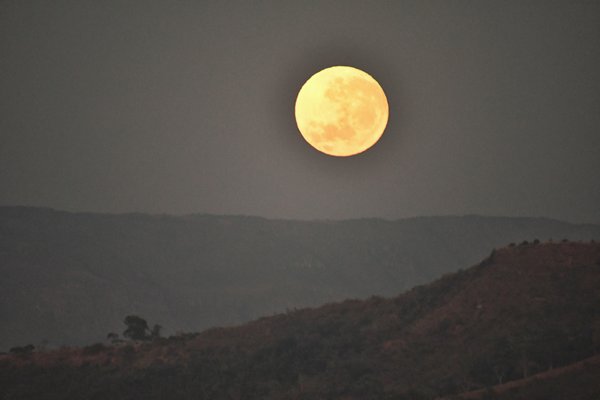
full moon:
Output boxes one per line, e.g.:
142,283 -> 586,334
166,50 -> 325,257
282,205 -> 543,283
295,66 -> 389,157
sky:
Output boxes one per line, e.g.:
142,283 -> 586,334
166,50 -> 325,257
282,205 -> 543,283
1,1 -> 599,223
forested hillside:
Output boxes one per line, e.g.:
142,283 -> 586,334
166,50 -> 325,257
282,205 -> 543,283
1,242 -> 599,399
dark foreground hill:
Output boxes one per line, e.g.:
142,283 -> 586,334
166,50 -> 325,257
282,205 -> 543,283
1,242 -> 599,399
1,206 -> 600,350
442,354 -> 600,400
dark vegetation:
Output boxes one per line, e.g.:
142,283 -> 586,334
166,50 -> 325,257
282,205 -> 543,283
2,206 -> 600,350
8,345 -> 34,356
122,315 -> 162,341
1,242 -> 599,399
444,355 -> 600,400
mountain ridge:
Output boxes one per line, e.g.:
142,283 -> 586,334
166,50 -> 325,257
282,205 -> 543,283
1,206 -> 599,351
3,204 -> 599,225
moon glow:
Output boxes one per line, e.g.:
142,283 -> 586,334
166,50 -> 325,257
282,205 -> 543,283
295,66 -> 389,157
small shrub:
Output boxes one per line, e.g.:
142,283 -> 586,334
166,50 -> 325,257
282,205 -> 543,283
9,344 -> 35,355
83,343 -> 106,355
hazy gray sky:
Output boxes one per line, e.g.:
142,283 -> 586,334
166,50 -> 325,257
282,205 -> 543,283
1,1 -> 599,223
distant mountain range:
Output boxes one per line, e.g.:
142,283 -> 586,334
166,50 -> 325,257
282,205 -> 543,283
1,242 -> 599,399
1,206 -> 599,350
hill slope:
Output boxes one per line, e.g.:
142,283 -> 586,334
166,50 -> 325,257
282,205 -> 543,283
445,354 -> 600,400
1,242 -> 599,399
1,206 -> 599,350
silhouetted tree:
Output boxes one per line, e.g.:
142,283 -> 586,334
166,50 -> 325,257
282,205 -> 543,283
123,315 -> 150,341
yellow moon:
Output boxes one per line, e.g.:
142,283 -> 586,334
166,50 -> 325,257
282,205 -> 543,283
295,66 -> 389,157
